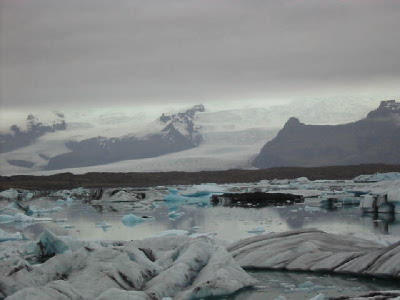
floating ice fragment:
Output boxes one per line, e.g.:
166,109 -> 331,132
0,214 -> 15,224
153,230 -> 189,237
52,218 -> 67,223
274,296 -> 287,300
0,188 -> 19,199
0,213 -> 52,223
61,224 -> 75,229
28,206 -> 63,215
95,222 -> 111,228
0,229 -> 24,242
298,281 -> 314,289
247,227 -> 265,234
35,229 -> 70,257
122,214 -> 153,227
168,211 -> 184,220
310,293 -> 325,300
304,206 -> 321,212
183,191 -> 211,197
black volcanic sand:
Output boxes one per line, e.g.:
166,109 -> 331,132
1,163 -> 400,190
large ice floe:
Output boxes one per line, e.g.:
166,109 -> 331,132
0,229 -> 256,300
228,228 -> 400,278
358,179 -> 400,214
2,228 -> 400,299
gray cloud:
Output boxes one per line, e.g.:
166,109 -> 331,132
1,0 -> 400,110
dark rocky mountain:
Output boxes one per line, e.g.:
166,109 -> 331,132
0,114 -> 67,153
46,105 -> 205,170
253,100 -> 400,168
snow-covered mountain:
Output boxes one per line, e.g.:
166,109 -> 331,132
0,113 -> 66,155
0,96 -> 393,175
46,105 -> 204,170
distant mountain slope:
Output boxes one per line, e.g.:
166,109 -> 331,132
0,114 -> 66,154
253,100 -> 400,168
45,105 -> 205,170
0,97 -> 393,175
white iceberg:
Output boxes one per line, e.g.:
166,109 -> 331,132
168,211 -> 184,220
0,188 -> 19,200
122,214 -> 153,227
0,229 -> 24,242
0,213 -> 52,224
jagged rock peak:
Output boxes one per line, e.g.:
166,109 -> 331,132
284,117 -> 302,128
367,99 -> 400,119
159,104 -> 205,123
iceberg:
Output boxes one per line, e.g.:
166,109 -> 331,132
28,206 -> 63,215
228,228 -> 400,279
167,211 -> 184,220
34,229 -> 70,257
122,214 -> 153,227
304,206 -> 321,212
152,230 -> 190,237
0,214 -> 15,224
0,229 -> 24,242
0,213 -> 52,224
247,227 -> 266,234
95,222 -> 112,228
354,172 -> 400,183
0,188 -> 19,200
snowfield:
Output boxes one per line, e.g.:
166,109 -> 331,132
0,97 -> 387,175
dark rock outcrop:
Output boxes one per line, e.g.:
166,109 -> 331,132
46,105 -> 204,170
211,192 -> 304,207
253,100 -> 400,168
0,114 -> 67,154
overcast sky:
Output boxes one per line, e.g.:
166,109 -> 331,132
1,0 -> 400,111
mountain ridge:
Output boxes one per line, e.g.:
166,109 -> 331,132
253,100 -> 400,169
45,105 -> 205,170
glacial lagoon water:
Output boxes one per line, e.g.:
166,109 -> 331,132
3,197 -> 399,242
1,197 -> 400,299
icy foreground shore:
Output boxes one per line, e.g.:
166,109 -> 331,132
1,228 -> 400,300
0,229 -> 256,300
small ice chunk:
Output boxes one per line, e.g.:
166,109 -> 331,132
310,293 -> 325,300
61,225 -> 75,229
304,206 -> 321,212
29,206 -> 63,215
53,218 -> 67,223
0,213 -> 51,223
0,229 -> 24,242
0,188 -> 19,199
247,227 -> 265,234
122,214 -> 152,227
95,222 -> 111,228
153,230 -> 189,237
35,229 -> 70,257
298,281 -> 314,289
168,211 -> 184,220
0,214 -> 15,224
